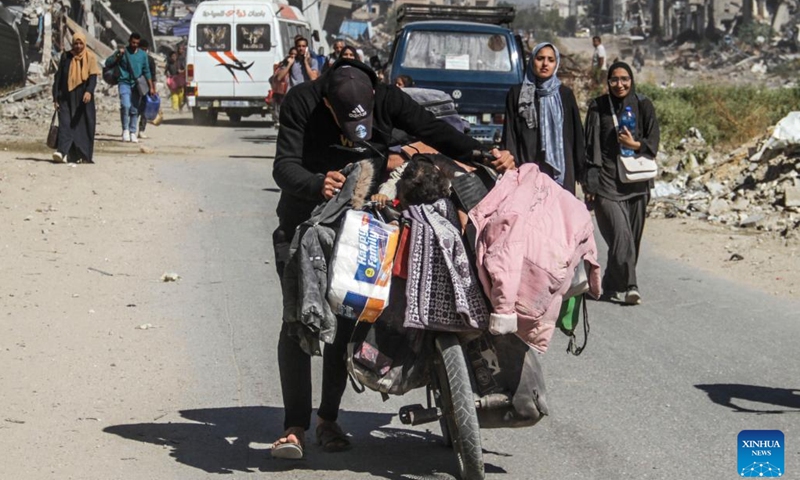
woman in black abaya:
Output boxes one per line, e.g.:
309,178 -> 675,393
583,61 -> 660,305
52,32 -> 100,163
501,42 -> 585,194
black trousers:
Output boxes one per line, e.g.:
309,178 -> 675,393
594,194 -> 648,293
273,226 -> 354,431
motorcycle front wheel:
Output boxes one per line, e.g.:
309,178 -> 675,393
433,333 -> 484,480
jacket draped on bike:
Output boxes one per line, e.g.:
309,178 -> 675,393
469,163 -> 602,353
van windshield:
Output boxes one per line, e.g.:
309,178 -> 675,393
401,31 -> 511,72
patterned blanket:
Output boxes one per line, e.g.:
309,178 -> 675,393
404,199 -> 489,331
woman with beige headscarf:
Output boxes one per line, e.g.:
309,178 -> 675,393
51,33 -> 101,163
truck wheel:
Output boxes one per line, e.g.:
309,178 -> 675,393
434,334 -> 484,480
229,113 -> 242,124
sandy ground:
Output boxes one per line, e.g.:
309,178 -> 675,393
646,217 -> 800,298
0,106 -> 205,477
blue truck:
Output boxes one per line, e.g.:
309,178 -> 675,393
384,5 -> 525,145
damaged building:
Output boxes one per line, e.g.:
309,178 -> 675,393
596,0 -> 800,44
0,0 -> 161,89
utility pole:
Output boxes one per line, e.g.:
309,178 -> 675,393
83,0 -> 95,37
42,10 -> 52,72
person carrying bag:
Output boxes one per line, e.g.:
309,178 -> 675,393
104,33 -> 153,143
582,61 -> 660,306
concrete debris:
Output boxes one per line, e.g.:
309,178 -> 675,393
160,272 -> 180,282
649,114 -> 800,239
0,0 -> 171,120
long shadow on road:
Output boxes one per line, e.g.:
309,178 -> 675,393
696,384 -> 800,414
104,406 -> 505,478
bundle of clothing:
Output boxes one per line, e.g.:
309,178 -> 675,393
281,160 -> 375,356
384,157 -> 489,332
403,198 -> 489,331
468,163 -> 602,353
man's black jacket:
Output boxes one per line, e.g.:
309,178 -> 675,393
273,59 -> 482,232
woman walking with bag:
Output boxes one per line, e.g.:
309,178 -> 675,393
583,62 -> 660,305
51,32 -> 101,164
501,42 -> 584,194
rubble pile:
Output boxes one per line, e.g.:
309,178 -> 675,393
650,113 -> 800,240
661,40 -> 800,82
0,0 -> 174,138
0,85 -> 119,135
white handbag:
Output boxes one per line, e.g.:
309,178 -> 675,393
617,155 -> 657,183
609,96 -> 658,183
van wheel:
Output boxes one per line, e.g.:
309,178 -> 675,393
192,107 -> 206,125
229,113 -> 242,124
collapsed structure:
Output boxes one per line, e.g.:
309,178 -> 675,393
651,114 -> 800,240
605,0 -> 800,46
0,0 -> 163,90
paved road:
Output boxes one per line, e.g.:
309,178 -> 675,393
6,117 -> 797,479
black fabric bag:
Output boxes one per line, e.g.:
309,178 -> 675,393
102,57 -> 121,85
46,111 -> 59,149
450,161 -> 498,212
347,278 -> 433,396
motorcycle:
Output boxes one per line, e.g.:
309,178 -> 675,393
344,155 -> 548,480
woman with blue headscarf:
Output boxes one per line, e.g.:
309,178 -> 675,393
501,43 -> 584,194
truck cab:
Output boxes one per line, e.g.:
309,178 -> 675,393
385,5 -> 524,145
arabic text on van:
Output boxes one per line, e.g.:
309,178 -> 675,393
202,9 -> 267,17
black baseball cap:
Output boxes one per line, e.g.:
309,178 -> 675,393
325,65 -> 374,142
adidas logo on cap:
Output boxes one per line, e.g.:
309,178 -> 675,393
349,105 -> 367,119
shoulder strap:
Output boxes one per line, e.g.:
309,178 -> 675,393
123,49 -> 136,77
566,294 -> 589,356
607,95 -> 619,129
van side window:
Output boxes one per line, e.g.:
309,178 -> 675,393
197,24 -> 231,52
237,24 -> 271,51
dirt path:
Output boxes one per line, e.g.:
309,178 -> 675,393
646,217 -> 800,298
0,110 -> 208,478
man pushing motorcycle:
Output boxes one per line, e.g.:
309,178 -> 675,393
270,58 -> 515,459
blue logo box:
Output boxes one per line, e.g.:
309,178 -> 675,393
738,430 -> 784,477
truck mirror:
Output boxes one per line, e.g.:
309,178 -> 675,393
312,30 -> 320,42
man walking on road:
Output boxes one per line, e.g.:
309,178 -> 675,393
591,35 -> 607,88
270,58 -> 516,460
273,36 -> 319,91
105,33 -> 155,143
